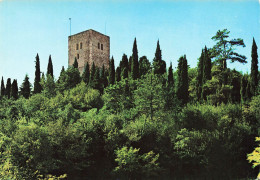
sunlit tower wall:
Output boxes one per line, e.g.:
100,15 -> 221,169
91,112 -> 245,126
68,29 -> 110,73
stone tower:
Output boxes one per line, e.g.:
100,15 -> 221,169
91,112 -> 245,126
68,29 -> 110,73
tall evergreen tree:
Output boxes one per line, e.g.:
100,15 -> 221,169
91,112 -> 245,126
128,55 -> 132,74
120,54 -> 129,79
109,57 -> 115,85
20,75 -> 31,99
153,40 -> 166,75
89,62 -> 96,86
131,38 -> 139,80
167,62 -> 174,86
11,79 -> 18,100
251,38 -> 258,95
196,50 -> 204,101
211,29 -> 246,70
91,67 -> 100,90
165,62 -> 176,109
203,46 -> 212,82
176,55 -> 189,104
100,64 -> 106,93
1,77 -> 5,97
82,62 -> 90,84
139,56 -> 151,77
5,78 -> 11,99
34,53 -> 42,93
116,67 -> 121,82
57,66 -> 65,84
73,58 -> 78,69
47,55 -> 54,77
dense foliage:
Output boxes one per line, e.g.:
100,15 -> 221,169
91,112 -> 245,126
0,29 -> 259,179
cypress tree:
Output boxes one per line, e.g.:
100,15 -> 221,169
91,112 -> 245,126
116,67 -> 121,82
131,38 -> 139,80
165,62 -> 175,109
120,54 -> 128,79
203,46 -> 212,82
82,62 -> 90,84
251,38 -> 258,96
1,77 -> 5,97
57,66 -> 65,84
167,62 -> 174,86
197,49 -> 204,100
139,56 -> 151,77
20,75 -> 31,99
5,78 -> 11,99
11,79 -> 18,100
176,55 -> 189,104
109,57 -> 115,85
100,64 -> 106,93
92,67 -> 100,90
47,55 -> 54,77
61,66 -> 65,74
153,40 -> 166,75
73,58 -> 78,69
89,62 -> 96,85
128,55 -> 132,74
34,53 -> 42,93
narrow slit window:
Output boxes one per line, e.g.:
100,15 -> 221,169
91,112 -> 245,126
76,44 -> 79,50
98,43 -> 100,49
80,42 -> 82,49
77,54 -> 79,59
101,44 -> 103,50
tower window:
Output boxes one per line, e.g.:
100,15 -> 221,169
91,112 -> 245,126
80,42 -> 82,49
76,44 -> 79,50
101,44 -> 103,50
98,43 -> 100,49
77,54 -> 79,59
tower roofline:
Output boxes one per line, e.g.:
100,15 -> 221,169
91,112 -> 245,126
68,29 -> 109,38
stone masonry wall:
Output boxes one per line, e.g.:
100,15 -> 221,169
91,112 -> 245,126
68,29 -> 110,74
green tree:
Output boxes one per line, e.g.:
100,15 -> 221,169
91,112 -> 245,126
34,53 -> 42,93
47,55 -> 54,77
251,38 -> 258,96
89,62 -> 96,85
82,62 -> 90,85
114,146 -> 160,179
211,29 -> 246,70
203,46 -> 212,82
5,78 -> 11,99
153,40 -> 166,75
120,54 -> 129,79
165,62 -> 177,109
197,49 -> 204,101
109,57 -> 115,85
134,73 -> 165,120
131,38 -> 139,79
247,137 -> 260,179
73,58 -> 78,68
1,77 -> 5,97
20,74 -> 31,99
11,79 -> 18,100
116,67 -> 121,82
57,66 -> 65,84
56,67 -> 81,92
99,64 -> 106,93
42,74 -> 56,98
176,55 -> 189,104
92,67 -> 101,90
139,56 -> 151,77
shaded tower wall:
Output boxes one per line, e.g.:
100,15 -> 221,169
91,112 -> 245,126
68,29 -> 110,73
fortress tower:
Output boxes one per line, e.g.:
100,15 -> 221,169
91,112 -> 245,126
68,29 -> 110,73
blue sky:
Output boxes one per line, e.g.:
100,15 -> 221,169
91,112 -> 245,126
0,0 -> 259,85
